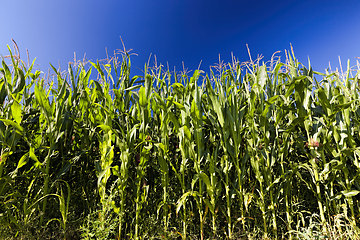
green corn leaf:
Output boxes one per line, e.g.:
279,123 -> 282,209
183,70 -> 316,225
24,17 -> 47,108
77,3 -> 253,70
257,64 -> 267,90
198,172 -> 214,198
97,124 -> 112,132
124,84 -> 141,92
341,190 -> 360,197
2,60 -> 12,83
265,95 -> 279,105
0,118 -> 23,133
176,191 -> 192,214
12,68 -> 25,94
16,152 -> 29,169
0,82 -> 7,105
34,84 -> 52,121
172,82 -> 185,90
180,125 -> 191,140
266,177 -> 281,192
176,191 -> 201,213
203,198 -> 215,214
191,99 -> 200,119
172,100 -> 185,111
11,100 -> 22,124
139,86 -> 147,107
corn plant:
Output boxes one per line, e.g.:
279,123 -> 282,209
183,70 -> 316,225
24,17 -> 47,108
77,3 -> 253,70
0,44 -> 360,239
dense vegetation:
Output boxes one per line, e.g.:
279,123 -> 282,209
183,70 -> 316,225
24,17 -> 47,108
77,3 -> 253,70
0,45 -> 359,239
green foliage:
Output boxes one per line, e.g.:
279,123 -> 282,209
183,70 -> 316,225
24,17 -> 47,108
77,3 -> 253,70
0,45 -> 359,239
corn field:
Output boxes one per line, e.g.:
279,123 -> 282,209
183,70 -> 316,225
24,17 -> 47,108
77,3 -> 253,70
0,46 -> 359,239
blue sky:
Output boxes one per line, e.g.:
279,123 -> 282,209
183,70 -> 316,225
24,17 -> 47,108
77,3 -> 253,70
1,0 -> 360,76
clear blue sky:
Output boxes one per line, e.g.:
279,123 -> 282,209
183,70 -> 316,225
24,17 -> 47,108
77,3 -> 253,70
1,0 -> 360,76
